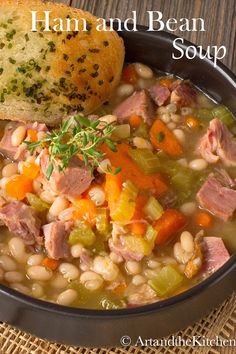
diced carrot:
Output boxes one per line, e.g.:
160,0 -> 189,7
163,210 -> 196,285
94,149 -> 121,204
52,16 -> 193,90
42,257 -> 59,270
122,64 -> 138,84
150,119 -> 183,157
154,209 -> 187,245
129,114 -> 142,128
73,198 -> 97,225
22,162 -> 40,179
101,143 -> 168,196
105,171 -> 122,212
195,211 -> 212,228
185,116 -> 199,129
132,194 -> 148,220
159,78 -> 174,88
130,222 -> 147,236
27,129 -> 38,142
5,175 -> 33,200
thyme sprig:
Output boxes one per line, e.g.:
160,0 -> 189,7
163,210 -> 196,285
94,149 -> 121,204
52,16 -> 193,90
25,114 -> 121,180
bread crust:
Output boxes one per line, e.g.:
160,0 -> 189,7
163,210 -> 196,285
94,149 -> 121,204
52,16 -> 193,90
0,0 -> 125,125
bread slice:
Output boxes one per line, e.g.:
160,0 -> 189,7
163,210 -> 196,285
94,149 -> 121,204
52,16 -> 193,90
0,0 -> 125,125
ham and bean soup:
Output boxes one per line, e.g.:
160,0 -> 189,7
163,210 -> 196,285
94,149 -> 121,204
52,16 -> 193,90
0,62 -> 234,309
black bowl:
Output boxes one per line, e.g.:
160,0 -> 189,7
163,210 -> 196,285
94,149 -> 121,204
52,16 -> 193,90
0,27 -> 236,347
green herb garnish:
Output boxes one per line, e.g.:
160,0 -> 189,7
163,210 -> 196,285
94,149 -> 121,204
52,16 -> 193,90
25,115 -> 120,180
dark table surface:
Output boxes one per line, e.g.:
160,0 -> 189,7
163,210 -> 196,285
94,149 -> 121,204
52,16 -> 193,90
57,0 -> 236,74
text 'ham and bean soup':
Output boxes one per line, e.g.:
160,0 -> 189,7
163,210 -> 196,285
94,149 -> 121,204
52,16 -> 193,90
0,62 -> 234,309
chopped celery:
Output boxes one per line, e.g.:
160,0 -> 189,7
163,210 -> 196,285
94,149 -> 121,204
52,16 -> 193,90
113,124 -> 131,140
162,160 -> 207,203
26,193 -> 50,212
111,180 -> 138,222
211,105 -> 235,127
144,196 -> 164,221
69,222 -> 96,247
96,208 -> 110,235
148,265 -> 183,297
90,234 -> 108,254
123,235 -> 152,256
145,225 -> 157,247
192,108 -> 213,121
135,122 -> 148,138
128,148 -> 161,175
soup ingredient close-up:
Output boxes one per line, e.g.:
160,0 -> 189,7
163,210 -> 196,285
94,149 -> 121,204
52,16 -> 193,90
0,59 -> 234,309
0,0 -> 234,312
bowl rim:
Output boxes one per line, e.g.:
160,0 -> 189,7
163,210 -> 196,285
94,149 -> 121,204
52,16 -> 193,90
0,27 -> 235,318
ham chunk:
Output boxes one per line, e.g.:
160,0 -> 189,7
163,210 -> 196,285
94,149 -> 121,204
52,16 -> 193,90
0,201 -> 41,245
113,90 -> 154,124
43,221 -> 73,260
203,237 -> 230,273
40,150 -> 93,201
197,118 -> 236,166
0,122 -> 47,161
170,82 -> 196,106
197,175 -> 236,221
148,83 -> 170,106
109,238 -> 144,261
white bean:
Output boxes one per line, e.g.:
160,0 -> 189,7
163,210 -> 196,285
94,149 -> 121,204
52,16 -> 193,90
93,256 -> 119,281
27,266 -> 53,281
173,242 -> 192,264
180,231 -> 195,253
49,196 -> 70,217
51,273 -> 68,289
144,268 -> 160,279
0,255 -> 17,271
40,190 -> 56,204
71,244 -> 84,258
80,271 -> 103,290
32,283 -> 44,298
170,113 -> 181,123
59,263 -> 79,281
160,113 -> 171,124
173,129 -> 185,144
27,254 -> 44,266
132,274 -> 146,286
10,283 -> 30,295
117,84 -> 134,97
11,126 -> 26,147
5,271 -> 24,283
9,237 -> 27,264
167,122 -> 176,130
2,163 -> 18,177
88,187 -> 105,206
133,137 -> 152,150
99,115 -> 117,125
57,289 -> 77,306
189,159 -> 208,171
180,202 -> 197,216
157,106 -> 168,115
97,159 -> 111,174
110,252 -> 123,264
125,261 -> 141,275
147,259 -> 161,269
166,103 -> 177,113
58,207 -> 75,221
134,63 -> 153,79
